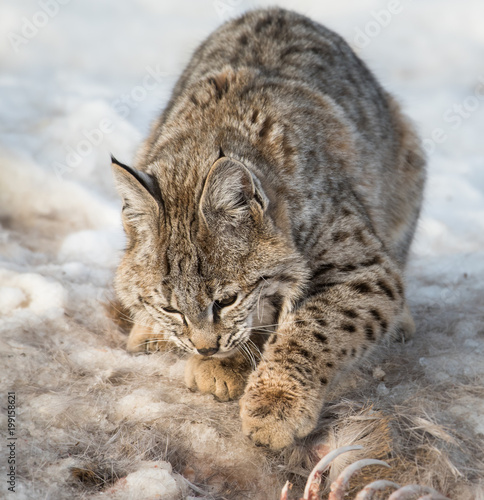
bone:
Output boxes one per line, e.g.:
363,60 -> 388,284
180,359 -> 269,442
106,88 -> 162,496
388,484 -> 450,499
354,479 -> 401,499
303,445 -> 364,500
280,480 -> 292,500
328,459 -> 390,500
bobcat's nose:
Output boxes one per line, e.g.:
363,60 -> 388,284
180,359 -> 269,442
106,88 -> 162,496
197,347 -> 219,356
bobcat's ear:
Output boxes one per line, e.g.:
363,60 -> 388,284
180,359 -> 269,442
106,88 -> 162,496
200,157 -> 268,229
111,155 -> 161,222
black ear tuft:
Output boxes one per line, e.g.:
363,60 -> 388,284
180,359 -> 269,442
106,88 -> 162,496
110,154 -> 161,203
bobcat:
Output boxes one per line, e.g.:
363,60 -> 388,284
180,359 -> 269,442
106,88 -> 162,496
112,8 -> 425,449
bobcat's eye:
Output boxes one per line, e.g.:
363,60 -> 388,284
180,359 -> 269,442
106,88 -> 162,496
214,295 -> 238,309
162,306 -> 182,315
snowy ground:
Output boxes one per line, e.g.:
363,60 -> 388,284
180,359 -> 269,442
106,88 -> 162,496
1,1 -> 483,499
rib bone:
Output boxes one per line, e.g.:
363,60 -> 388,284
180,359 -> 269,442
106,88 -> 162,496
388,484 -> 450,500
280,446 -> 449,500
328,459 -> 390,500
303,445 -> 363,500
354,479 -> 401,499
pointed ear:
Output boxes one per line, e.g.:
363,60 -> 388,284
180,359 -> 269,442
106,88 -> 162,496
200,157 -> 268,229
111,155 -> 161,224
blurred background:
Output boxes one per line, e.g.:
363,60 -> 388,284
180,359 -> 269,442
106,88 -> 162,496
0,0 -> 483,257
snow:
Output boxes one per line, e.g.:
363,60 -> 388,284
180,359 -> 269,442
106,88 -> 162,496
122,462 -> 180,499
1,0 -> 483,498
59,228 -> 123,266
0,286 -> 27,314
0,269 -> 66,317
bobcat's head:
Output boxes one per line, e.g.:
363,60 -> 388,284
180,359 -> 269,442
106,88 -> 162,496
112,154 -> 307,357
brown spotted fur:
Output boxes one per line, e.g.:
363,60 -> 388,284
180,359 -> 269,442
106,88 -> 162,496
112,8 -> 426,449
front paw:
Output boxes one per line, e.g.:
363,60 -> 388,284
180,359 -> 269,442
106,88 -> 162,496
184,355 -> 249,402
239,362 -> 321,449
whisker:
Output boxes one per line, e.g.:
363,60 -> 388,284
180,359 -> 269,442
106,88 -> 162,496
247,338 -> 265,363
241,343 -> 257,371
249,344 -> 257,370
130,339 -> 171,351
105,299 -> 137,322
249,328 -> 284,335
245,322 -> 282,331
237,345 -> 251,367
130,319 -> 158,329
246,317 -> 329,331
105,299 -> 162,331
238,343 -> 250,367
256,281 -> 267,322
